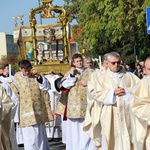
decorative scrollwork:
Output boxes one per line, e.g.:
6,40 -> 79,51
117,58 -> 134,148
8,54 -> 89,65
13,17 -> 18,27
29,0 -> 68,65
40,0 -> 53,3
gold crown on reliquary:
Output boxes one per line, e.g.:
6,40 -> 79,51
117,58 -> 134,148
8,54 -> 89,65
40,0 -> 53,3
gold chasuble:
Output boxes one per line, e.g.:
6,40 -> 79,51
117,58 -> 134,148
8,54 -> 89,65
83,67 -> 140,150
10,72 -> 53,127
56,68 -> 94,118
0,85 -> 13,150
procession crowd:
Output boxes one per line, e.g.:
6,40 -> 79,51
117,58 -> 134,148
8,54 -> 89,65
0,51 -> 150,150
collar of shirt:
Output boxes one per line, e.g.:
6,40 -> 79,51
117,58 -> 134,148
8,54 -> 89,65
21,72 -> 32,78
76,66 -> 86,74
2,74 -> 9,78
112,71 -> 120,79
108,68 -> 120,78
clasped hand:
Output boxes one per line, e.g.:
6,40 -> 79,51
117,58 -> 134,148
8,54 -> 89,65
114,86 -> 126,97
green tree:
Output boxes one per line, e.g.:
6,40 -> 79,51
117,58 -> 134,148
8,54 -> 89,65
63,0 -> 150,64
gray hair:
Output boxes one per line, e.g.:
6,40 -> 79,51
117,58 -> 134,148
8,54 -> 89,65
102,53 -> 109,63
84,57 -> 92,63
107,52 -> 121,61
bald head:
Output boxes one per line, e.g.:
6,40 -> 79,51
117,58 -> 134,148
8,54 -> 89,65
143,56 -> 150,75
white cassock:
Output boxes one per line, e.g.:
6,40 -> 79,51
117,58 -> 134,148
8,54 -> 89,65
45,74 -> 62,140
46,90 -> 62,139
61,116 -> 67,144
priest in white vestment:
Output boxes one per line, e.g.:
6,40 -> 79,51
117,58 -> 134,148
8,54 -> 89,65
0,65 -> 19,150
128,56 -> 150,150
83,52 -> 140,150
0,85 -> 13,150
0,81 -> 19,150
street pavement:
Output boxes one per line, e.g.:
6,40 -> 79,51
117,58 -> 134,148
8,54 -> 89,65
18,138 -> 66,150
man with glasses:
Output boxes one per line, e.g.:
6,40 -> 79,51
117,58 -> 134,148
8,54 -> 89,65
83,51 -> 140,149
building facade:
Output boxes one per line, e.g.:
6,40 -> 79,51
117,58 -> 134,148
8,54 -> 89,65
0,32 -> 18,58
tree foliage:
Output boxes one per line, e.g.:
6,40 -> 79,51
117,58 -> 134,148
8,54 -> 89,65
0,55 -> 19,72
63,0 -> 150,65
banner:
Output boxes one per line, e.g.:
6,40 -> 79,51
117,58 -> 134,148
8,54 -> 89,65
26,42 -> 33,58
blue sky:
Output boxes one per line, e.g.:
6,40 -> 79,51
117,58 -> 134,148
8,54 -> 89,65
0,0 -> 65,34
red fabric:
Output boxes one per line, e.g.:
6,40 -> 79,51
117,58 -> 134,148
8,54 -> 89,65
61,89 -> 68,94
63,100 -> 68,121
55,113 -> 61,117
61,89 -> 68,120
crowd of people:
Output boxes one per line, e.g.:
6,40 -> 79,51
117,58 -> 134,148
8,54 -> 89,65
125,61 -> 144,79
0,51 -> 150,150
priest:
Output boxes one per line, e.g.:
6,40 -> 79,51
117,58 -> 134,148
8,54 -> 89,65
0,85 -> 13,150
129,56 -> 150,150
83,52 -> 140,149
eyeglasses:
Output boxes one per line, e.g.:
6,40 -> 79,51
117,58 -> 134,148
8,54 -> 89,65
108,61 -> 121,65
